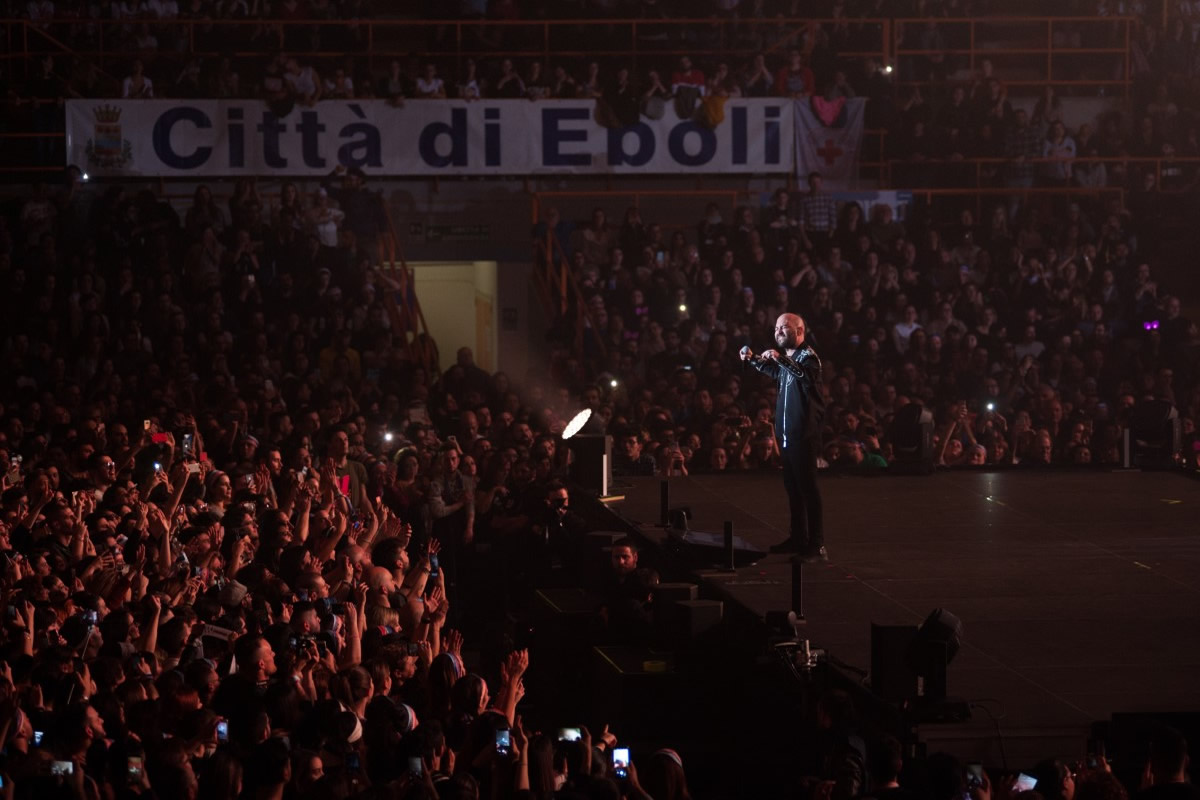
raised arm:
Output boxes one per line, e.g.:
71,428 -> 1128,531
741,347 -> 782,380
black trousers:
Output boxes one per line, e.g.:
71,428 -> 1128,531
782,438 -> 823,549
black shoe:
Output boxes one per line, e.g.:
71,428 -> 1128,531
769,539 -> 803,554
801,545 -> 828,564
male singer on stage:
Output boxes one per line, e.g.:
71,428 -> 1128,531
740,313 -> 827,561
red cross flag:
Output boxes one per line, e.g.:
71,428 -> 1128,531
794,97 -> 866,189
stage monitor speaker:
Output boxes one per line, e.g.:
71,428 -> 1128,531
666,527 -> 767,567
871,623 -> 919,702
568,434 -> 612,496
905,608 -> 963,701
891,403 -> 934,474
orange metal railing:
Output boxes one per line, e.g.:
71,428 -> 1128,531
147,182 -> 437,374
531,229 -> 611,368
884,155 -> 1200,194
891,16 -> 1136,93
0,13 -> 1141,175
902,186 -> 1126,222
0,16 -> 890,75
376,201 -> 438,377
1,15 -> 1137,92
532,189 -> 747,235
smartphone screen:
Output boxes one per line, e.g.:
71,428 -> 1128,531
34,730 -> 44,746
128,756 -> 144,781
1015,773 -> 1038,792
495,729 -> 511,756
967,764 -> 984,788
613,747 -> 630,779
217,720 -> 229,742
558,727 -> 582,742
51,761 -> 75,777
407,756 -> 423,775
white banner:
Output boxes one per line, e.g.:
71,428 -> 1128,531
66,98 -> 794,177
793,97 -> 866,188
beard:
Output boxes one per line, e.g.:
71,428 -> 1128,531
776,332 -> 794,349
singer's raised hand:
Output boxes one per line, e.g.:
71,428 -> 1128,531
739,346 -> 754,362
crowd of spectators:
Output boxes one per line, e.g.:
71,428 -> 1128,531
536,169 -> 1198,472
0,0 -> 1135,110
2,152 -> 1199,800
0,165 -> 710,799
1,1 -> 1190,187
2,2 -> 1200,797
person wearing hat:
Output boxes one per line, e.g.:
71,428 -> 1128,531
233,434 -> 259,467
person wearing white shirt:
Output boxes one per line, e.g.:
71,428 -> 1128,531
1013,325 -> 1046,361
1041,121 -> 1076,185
415,63 -> 445,99
324,68 -> 354,99
309,189 -> 344,248
144,0 -> 179,16
892,305 -> 922,354
284,58 -> 321,105
122,59 -> 154,98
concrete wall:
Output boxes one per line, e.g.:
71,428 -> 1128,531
407,258 -> 541,380
409,260 -> 498,374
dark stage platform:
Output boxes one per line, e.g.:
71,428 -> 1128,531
610,470 -> 1200,763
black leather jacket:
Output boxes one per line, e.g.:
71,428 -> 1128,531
751,346 -> 825,449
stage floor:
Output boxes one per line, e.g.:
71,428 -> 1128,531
612,470 -> 1200,758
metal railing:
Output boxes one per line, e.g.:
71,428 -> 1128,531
2,15 -> 1136,89
532,231 -> 608,369
902,185 -> 1126,222
376,201 -> 438,377
883,155 -> 1200,194
140,182 -> 438,375
0,13 -> 1140,174
0,16 -> 890,76
533,189 -> 747,234
891,16 -> 1136,93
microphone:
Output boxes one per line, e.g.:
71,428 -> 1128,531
740,346 -> 763,364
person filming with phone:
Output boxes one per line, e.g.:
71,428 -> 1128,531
740,313 -> 827,561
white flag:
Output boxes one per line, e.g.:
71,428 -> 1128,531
794,97 -> 866,189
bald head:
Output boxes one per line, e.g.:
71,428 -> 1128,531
366,566 -> 396,595
774,313 -> 806,351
